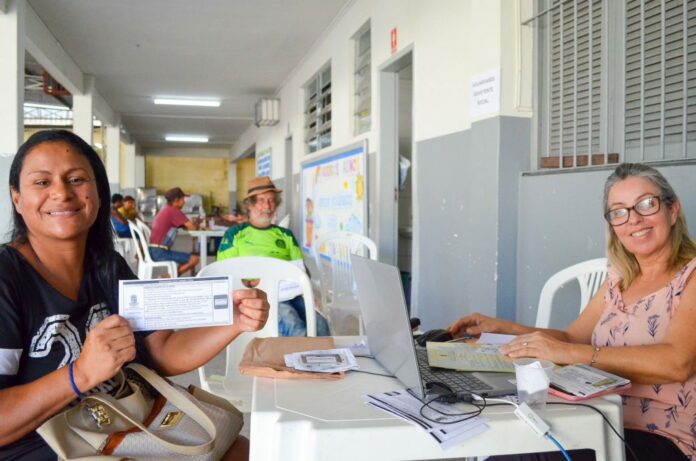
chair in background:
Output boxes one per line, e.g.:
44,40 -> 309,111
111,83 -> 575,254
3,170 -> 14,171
127,221 -> 178,280
277,214 -> 290,228
112,231 -> 138,274
196,256 -> 317,412
313,231 -> 378,335
135,217 -> 152,242
535,257 -> 608,328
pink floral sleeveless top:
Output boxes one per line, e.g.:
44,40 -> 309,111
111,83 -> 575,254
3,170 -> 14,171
592,257 -> 696,458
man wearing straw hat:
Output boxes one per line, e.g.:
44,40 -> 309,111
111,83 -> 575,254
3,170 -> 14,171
217,177 -> 330,336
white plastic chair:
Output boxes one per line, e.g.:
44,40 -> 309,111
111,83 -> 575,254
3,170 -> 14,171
277,214 -> 290,228
535,258 -> 608,328
127,221 -> 178,280
135,217 -> 152,242
196,256 -> 317,412
313,231 -> 378,335
112,232 -> 138,274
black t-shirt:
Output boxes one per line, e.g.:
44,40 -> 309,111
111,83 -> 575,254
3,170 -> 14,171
0,245 -> 152,460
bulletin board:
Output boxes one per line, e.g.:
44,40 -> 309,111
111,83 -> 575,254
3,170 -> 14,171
300,140 -> 368,253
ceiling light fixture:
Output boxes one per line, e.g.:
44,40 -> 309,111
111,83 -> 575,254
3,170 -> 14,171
165,134 -> 209,143
154,98 -> 220,107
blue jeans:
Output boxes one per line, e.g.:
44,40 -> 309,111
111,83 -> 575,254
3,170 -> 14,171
279,296 -> 330,337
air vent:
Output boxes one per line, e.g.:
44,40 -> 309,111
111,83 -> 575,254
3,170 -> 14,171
254,98 -> 280,127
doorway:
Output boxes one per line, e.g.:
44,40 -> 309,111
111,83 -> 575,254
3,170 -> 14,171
379,46 -> 414,312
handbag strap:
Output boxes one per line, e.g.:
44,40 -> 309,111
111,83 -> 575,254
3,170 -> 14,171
78,364 -> 217,456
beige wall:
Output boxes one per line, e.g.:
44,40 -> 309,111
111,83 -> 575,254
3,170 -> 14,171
145,156 -> 229,212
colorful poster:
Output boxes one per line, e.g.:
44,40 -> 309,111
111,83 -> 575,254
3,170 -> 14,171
256,148 -> 272,178
300,141 -> 367,253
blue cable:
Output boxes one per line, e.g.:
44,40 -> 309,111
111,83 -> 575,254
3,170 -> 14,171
546,432 -> 571,461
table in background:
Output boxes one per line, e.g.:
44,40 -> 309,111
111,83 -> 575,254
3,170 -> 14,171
187,229 -> 226,268
250,338 -> 625,461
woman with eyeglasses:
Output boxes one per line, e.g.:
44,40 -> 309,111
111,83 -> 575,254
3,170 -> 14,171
0,130 -> 269,460
449,163 -> 696,461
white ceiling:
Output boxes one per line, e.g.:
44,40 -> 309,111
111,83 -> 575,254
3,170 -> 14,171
27,0 -> 349,148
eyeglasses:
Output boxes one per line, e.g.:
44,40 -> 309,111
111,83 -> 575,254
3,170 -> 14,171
604,195 -> 662,226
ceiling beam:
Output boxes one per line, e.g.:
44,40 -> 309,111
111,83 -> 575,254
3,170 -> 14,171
24,2 -> 83,95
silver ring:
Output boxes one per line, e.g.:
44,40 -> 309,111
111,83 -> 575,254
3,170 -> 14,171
523,342 -> 528,347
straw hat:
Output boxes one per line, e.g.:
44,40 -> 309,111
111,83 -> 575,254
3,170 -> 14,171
244,176 -> 282,200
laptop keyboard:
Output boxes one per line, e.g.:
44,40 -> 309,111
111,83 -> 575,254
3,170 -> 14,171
416,348 -> 493,393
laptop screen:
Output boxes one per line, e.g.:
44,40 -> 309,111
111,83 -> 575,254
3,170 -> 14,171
351,254 -> 425,398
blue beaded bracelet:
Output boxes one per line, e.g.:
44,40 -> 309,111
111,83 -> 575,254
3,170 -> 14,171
69,361 -> 85,399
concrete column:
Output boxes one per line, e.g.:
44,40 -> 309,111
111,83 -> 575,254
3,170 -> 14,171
135,155 -> 145,188
0,0 -> 25,243
105,125 -> 120,192
122,143 -> 136,189
73,75 -> 95,145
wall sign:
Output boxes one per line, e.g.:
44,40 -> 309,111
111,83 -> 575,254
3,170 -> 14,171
256,148 -> 272,178
300,141 -> 368,254
470,68 -> 501,118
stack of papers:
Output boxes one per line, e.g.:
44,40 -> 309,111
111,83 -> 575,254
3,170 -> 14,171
284,348 -> 359,373
549,364 -> 631,400
365,390 -> 488,450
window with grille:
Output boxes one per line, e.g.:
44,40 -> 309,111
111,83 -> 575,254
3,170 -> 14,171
533,0 -> 696,170
353,23 -> 371,135
305,64 -> 332,154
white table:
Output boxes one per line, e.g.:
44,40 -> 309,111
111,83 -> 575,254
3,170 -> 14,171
250,341 -> 625,461
187,229 -> 225,268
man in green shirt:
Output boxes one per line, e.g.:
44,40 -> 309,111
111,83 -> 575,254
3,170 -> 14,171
217,177 -> 329,336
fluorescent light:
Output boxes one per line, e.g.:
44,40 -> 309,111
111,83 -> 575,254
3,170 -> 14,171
24,102 -> 69,110
165,135 -> 209,143
154,98 -> 220,107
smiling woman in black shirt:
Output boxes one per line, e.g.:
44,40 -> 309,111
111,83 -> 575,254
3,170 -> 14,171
0,130 -> 269,461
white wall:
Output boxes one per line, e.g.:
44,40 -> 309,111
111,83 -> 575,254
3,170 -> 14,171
231,0 -> 533,170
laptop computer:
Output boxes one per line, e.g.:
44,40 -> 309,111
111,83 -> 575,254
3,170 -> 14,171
351,254 -> 517,402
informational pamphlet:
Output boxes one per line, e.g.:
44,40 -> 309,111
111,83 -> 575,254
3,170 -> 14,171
426,342 -> 515,373
119,276 -> 233,331
549,364 -> 631,400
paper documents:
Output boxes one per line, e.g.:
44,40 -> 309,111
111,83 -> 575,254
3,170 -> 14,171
478,332 -> 516,344
549,364 -> 630,398
119,276 -> 233,331
365,389 -> 488,450
426,342 -> 514,373
284,348 -> 359,373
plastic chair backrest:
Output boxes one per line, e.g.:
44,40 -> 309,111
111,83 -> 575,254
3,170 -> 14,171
277,214 -> 290,228
128,221 -> 151,263
135,218 -> 152,242
313,231 -> 378,308
196,256 -> 316,410
535,258 -> 609,328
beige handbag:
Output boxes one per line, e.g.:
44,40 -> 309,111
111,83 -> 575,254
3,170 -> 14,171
37,363 -> 244,461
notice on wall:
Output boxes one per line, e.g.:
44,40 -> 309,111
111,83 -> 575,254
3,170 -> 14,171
256,148 -> 272,178
300,141 -> 367,253
470,68 -> 501,118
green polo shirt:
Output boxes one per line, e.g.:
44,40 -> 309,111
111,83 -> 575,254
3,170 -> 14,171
217,223 -> 303,261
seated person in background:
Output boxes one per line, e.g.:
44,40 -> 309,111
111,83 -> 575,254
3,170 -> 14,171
0,129 -> 269,460
110,193 -> 130,238
217,176 -> 330,336
149,187 -> 200,276
118,195 -> 139,221
449,163 -> 696,461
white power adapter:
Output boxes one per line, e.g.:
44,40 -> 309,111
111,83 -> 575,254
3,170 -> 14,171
514,402 -> 550,436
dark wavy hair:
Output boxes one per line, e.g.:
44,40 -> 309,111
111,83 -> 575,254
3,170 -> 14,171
9,130 -> 120,303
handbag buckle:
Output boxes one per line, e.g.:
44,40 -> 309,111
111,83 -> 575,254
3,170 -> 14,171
160,411 -> 183,428
85,403 -> 112,428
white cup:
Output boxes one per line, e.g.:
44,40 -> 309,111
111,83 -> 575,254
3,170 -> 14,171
513,358 -> 554,408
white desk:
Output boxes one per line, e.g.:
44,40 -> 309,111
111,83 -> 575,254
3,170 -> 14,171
250,357 -> 625,461
187,229 -> 225,268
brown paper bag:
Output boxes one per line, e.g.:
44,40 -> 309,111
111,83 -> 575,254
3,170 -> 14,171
239,337 -> 345,380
